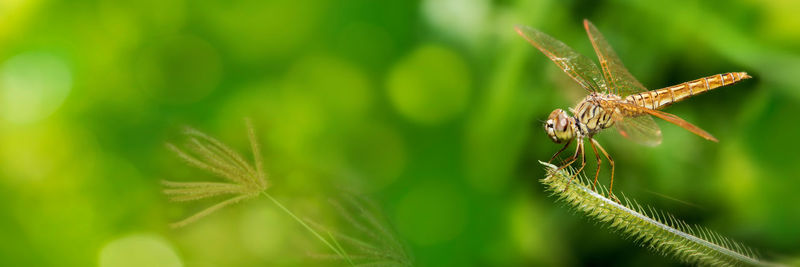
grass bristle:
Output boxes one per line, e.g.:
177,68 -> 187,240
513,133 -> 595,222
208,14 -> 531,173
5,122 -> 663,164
539,161 -> 768,266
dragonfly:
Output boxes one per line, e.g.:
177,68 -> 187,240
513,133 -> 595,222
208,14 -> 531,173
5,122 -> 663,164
516,19 -> 751,196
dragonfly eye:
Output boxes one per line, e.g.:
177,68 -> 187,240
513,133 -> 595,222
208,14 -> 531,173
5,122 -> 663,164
558,117 -> 569,130
545,109 -> 575,143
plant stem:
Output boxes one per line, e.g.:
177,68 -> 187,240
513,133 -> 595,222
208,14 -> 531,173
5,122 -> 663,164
539,161 -> 767,266
328,230 -> 354,266
262,191 -> 354,266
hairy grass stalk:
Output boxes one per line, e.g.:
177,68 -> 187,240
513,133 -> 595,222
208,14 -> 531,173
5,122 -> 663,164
539,161 -> 771,266
163,119 -> 354,265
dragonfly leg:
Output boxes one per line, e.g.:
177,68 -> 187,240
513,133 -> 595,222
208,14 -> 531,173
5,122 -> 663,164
560,139 -> 585,192
572,140 -> 587,181
548,139 -> 573,163
591,139 -> 618,202
589,139 -> 602,192
556,139 -> 581,172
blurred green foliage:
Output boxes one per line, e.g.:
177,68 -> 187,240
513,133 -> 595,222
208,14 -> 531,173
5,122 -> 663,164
1,0 -> 799,266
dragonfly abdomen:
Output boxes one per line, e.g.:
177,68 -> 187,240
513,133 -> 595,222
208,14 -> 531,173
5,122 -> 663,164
625,72 -> 751,110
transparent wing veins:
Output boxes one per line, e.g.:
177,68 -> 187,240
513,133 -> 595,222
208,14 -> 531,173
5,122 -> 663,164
615,101 -> 718,143
583,19 -> 648,96
515,25 -> 608,93
583,20 -> 664,145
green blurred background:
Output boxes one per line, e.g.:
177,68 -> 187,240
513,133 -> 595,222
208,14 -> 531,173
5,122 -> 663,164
1,0 -> 800,266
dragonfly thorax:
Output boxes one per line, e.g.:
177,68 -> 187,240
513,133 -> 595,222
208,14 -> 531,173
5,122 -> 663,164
573,93 -> 619,136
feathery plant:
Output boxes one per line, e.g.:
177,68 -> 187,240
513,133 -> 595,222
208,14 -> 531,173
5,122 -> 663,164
162,119 -> 355,265
163,120 -> 268,228
308,194 -> 414,267
539,161 -> 773,266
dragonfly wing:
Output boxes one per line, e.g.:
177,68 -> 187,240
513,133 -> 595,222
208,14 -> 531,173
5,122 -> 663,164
615,115 -> 663,147
583,20 -> 648,96
515,25 -> 609,93
614,101 -> 718,143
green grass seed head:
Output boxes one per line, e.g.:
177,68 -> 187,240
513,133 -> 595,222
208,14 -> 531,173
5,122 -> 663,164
539,161 -> 771,267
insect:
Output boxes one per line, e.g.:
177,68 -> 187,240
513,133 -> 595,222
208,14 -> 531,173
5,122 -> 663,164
516,19 -> 751,196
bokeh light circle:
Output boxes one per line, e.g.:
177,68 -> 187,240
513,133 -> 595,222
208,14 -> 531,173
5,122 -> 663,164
99,233 -> 183,267
422,0 -> 489,44
387,44 -> 471,125
0,52 -> 72,124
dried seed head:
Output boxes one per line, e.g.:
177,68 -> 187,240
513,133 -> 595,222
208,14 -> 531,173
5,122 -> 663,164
163,119 -> 269,228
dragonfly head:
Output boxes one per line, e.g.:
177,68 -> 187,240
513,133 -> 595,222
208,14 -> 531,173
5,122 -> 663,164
545,109 -> 576,143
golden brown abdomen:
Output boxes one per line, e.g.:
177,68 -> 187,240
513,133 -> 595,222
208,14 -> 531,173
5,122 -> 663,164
625,72 -> 751,110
